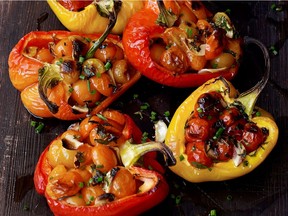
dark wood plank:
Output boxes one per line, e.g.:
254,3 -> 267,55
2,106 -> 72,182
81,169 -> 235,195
0,1 -> 288,216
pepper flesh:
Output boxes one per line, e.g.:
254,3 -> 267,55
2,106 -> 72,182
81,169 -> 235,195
165,77 -> 278,182
122,0 -> 242,88
34,109 -> 173,215
8,31 -> 141,120
47,0 -> 144,34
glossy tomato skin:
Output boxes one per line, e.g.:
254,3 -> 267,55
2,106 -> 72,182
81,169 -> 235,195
122,5 -> 241,88
183,91 -> 269,167
8,31 -> 141,120
165,77 -> 279,182
58,0 -> 92,11
186,141 -> 213,168
241,122 -> 267,153
34,112 -> 170,216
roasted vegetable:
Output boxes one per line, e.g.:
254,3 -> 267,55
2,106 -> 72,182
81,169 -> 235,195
123,0 -> 242,87
8,31 -> 141,120
47,0 -> 144,34
165,38 -> 278,182
34,109 -> 176,215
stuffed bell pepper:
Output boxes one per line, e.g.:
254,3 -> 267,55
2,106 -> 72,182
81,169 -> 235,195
123,0 -> 242,87
34,109 -> 176,215
47,0 -> 144,34
165,38 -> 278,182
8,30 -> 141,120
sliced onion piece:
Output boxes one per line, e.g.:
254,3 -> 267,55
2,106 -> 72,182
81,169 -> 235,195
154,120 -> 168,143
198,67 -> 228,74
232,142 -> 246,167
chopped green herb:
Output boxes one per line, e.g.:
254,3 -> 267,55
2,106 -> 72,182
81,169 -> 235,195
23,204 -> 30,211
133,94 -> 139,99
165,43 -> 172,50
186,28 -> 193,38
35,122 -> 45,134
30,120 -> 37,127
88,178 -> 94,185
96,72 -> 101,78
141,131 -> 149,143
76,152 -> 85,163
96,164 -> 104,169
175,195 -> 182,205
140,102 -> 150,110
210,209 -> 217,216
269,45 -> 278,56
79,56 -> 85,64
30,121 -> 45,133
79,74 -> 86,80
179,154 -> 185,161
225,9 -> 231,14
79,182 -> 84,188
191,161 -> 212,171
68,86 -> 74,93
104,61 -> 112,70
150,111 -> 157,121
164,110 -> 170,117
226,195 -> 233,201
84,37 -> 91,43
197,107 -> 203,113
86,80 -> 96,94
213,127 -> 225,140
255,111 -> 261,117
271,3 -> 283,12
212,63 -> 218,69
96,113 -> 107,121
243,160 -> 249,167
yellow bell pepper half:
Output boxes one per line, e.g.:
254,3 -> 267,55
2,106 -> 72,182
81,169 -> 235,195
165,77 -> 279,182
47,0 -> 144,34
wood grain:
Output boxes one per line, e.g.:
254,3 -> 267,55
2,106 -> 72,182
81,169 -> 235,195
0,1 -> 288,216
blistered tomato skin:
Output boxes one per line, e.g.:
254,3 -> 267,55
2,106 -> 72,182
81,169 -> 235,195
165,77 -> 279,182
8,31 -> 141,120
34,110 -> 171,216
123,1 -> 242,87
184,90 -> 269,167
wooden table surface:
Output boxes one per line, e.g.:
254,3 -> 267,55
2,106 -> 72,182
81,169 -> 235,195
1,1 -> 288,216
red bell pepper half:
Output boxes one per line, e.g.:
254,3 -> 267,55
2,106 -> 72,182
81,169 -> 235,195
34,110 -> 175,215
122,1 -> 242,88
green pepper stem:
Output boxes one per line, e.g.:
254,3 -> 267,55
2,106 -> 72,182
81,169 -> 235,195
85,0 -> 121,59
120,140 -> 176,168
237,37 -> 270,116
38,63 -> 62,114
156,0 -> 177,28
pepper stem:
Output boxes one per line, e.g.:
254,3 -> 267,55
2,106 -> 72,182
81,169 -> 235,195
38,63 -> 62,114
85,0 -> 121,59
236,37 -> 270,117
156,0 -> 178,28
120,140 -> 176,168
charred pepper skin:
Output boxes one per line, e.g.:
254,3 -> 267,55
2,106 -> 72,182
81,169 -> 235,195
165,77 -> 278,182
34,111 -> 170,216
8,31 -> 141,120
122,1 -> 241,88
